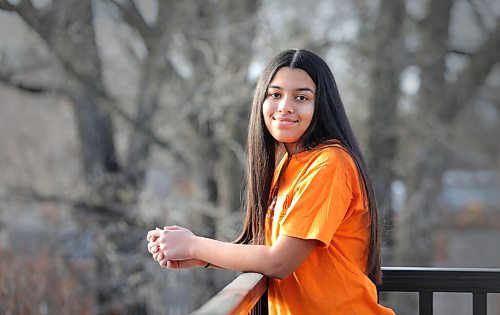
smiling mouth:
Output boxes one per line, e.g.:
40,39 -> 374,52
273,116 -> 298,123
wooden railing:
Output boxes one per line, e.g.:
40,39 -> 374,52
191,267 -> 500,315
191,273 -> 267,315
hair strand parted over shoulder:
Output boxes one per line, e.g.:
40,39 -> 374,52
234,49 -> 382,285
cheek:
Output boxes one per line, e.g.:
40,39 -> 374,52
262,101 -> 273,124
262,101 -> 272,117
300,104 -> 315,124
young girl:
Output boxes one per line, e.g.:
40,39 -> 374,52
147,49 -> 395,314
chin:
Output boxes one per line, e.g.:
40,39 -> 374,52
270,133 -> 297,143
275,138 -> 298,145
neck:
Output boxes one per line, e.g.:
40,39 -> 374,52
284,143 -> 305,155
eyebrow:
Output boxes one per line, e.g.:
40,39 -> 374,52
268,85 -> 315,94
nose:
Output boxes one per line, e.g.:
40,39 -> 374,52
277,96 -> 294,113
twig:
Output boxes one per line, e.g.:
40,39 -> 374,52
0,0 -> 16,11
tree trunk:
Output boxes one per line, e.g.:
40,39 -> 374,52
125,47 -> 172,188
14,0 -> 119,183
392,1 -> 454,313
11,1 -> 148,312
213,0 -> 259,238
365,0 -> 405,260
395,0 -> 453,265
70,88 -> 119,182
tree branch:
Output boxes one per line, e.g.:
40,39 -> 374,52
92,86 -> 185,160
75,75 -> 188,164
443,23 -> 500,120
109,0 -> 155,50
449,48 -> 473,56
10,0 -> 43,32
465,0 -> 489,34
0,67 -> 66,95
3,186 -> 145,226
0,80 -> 48,93
1,0 -> 188,166
0,0 -> 17,11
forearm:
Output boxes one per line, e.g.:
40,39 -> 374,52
149,226 -> 317,278
191,236 -> 280,277
176,259 -> 222,269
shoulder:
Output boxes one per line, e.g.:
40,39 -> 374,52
308,144 -> 356,172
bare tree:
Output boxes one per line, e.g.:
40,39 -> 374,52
0,0 -> 261,313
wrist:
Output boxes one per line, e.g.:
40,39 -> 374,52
189,236 -> 201,260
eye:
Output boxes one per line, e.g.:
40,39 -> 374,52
296,95 -> 308,101
268,92 -> 281,99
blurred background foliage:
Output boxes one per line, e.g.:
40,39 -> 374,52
0,0 -> 499,314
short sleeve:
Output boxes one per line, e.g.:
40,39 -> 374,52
279,158 -> 353,247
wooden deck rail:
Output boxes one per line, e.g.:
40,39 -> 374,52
191,273 -> 267,315
191,267 -> 500,315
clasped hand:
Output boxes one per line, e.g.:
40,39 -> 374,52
146,225 -> 202,269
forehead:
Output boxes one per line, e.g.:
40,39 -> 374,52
269,67 -> 315,91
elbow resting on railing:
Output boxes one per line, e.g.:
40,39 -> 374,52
258,246 -> 303,279
264,261 -> 293,280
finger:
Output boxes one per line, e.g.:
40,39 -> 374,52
164,225 -> 182,230
153,251 -> 161,261
157,252 -> 164,261
148,243 -> 160,254
147,243 -> 156,254
147,230 -> 157,242
159,259 -> 168,267
147,229 -> 162,242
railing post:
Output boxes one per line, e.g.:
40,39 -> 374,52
250,289 -> 268,315
419,291 -> 433,315
473,292 -> 487,315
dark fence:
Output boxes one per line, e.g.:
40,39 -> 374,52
379,267 -> 500,315
191,267 -> 500,315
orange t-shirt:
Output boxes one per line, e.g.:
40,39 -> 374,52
265,143 -> 395,315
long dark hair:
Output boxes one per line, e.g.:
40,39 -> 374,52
235,49 -> 382,285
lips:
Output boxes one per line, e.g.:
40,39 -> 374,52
273,116 -> 298,123
272,116 -> 299,127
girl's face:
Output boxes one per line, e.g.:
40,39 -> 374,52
262,67 -> 316,154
